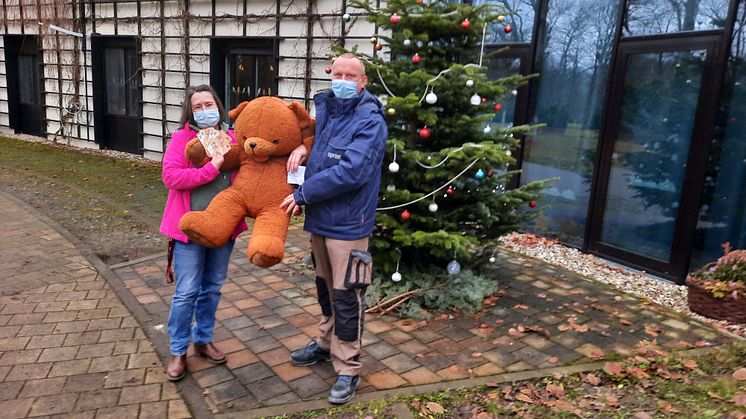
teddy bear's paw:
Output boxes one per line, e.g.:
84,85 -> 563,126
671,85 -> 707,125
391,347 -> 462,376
248,236 -> 285,268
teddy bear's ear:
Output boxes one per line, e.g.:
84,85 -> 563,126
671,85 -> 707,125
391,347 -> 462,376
287,102 -> 312,130
228,101 -> 250,121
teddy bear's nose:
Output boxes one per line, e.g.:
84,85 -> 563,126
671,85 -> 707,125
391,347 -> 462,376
249,142 -> 257,149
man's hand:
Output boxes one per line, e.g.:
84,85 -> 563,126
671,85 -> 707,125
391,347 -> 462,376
287,144 -> 308,172
280,193 -> 303,216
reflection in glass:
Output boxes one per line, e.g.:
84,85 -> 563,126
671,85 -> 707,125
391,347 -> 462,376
624,0 -> 729,36
105,48 -> 126,115
600,50 -> 706,261
520,0 -> 619,245
226,54 -> 275,113
17,55 -> 39,105
691,2 -> 746,268
485,56 -> 520,126
473,0 -> 537,43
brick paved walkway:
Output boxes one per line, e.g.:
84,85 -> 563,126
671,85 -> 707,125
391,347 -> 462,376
1,189 -> 735,418
0,192 -> 191,418
113,226 -> 732,416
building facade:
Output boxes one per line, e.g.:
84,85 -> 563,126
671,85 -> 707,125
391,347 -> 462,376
1,0 -> 744,282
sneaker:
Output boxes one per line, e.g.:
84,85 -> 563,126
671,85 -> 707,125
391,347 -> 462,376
290,341 -> 331,366
328,375 -> 359,405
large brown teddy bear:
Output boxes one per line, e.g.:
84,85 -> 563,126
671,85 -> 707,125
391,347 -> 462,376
179,97 -> 314,268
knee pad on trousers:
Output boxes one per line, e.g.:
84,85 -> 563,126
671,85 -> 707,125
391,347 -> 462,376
333,289 -> 365,342
315,276 -> 332,317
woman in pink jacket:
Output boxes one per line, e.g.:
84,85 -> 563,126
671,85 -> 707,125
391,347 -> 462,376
160,85 -> 307,381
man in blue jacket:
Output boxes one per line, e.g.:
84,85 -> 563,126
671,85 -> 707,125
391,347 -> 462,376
280,53 -> 387,404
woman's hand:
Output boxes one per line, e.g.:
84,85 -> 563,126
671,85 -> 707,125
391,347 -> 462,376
210,148 -> 225,170
287,144 -> 308,172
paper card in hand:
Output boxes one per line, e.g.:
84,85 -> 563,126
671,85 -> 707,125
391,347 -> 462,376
197,127 -> 231,158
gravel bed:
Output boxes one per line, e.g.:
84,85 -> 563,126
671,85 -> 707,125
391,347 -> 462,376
499,232 -> 746,339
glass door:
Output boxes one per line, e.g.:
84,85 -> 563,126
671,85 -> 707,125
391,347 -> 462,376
588,35 -> 723,279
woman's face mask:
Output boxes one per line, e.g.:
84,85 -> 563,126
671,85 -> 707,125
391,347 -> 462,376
194,108 -> 221,128
331,79 -> 359,99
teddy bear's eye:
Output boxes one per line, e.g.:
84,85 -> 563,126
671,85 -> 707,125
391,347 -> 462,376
272,139 -> 281,144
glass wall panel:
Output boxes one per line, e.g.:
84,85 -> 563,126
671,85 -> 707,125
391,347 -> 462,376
104,48 -> 126,115
691,1 -> 746,267
520,0 -> 620,245
486,56 -> 521,126
473,0 -> 536,43
600,50 -> 707,261
624,0 -> 729,36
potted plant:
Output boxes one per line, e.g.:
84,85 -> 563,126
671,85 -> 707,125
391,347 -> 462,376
687,245 -> 746,324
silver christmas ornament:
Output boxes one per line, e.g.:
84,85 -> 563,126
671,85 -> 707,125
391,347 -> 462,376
470,93 -> 481,106
425,92 -> 438,104
391,272 -> 402,282
403,38 -> 412,47
342,13 -> 351,22
388,161 -> 400,173
428,202 -> 438,212
386,184 -> 396,192
447,260 -> 461,275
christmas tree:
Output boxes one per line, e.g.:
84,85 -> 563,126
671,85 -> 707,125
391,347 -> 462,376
346,0 -> 548,316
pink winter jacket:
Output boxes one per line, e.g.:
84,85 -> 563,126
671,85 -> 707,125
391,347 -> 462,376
159,124 -> 249,243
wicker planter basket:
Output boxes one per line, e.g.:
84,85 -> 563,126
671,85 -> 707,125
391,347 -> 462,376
687,276 -> 746,324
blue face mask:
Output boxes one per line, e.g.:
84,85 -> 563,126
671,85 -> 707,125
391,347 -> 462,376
193,108 -> 221,128
331,79 -> 359,99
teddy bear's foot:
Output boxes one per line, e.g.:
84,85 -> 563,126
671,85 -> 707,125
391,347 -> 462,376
248,235 -> 285,268
180,212 -> 228,248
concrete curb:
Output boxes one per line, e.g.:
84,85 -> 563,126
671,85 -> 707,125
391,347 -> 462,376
1,191 -> 216,419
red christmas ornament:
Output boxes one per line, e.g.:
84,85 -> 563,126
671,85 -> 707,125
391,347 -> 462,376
504,24 -> 513,33
416,0 -> 423,4
325,67 -> 332,74
446,186 -> 455,196
375,43 -> 383,51
411,53 -> 421,64
419,127 -> 431,139
401,210 -> 411,220
390,13 -> 401,24
487,170 -> 493,177
481,97 -> 487,103
529,200 -> 537,208
494,103 -> 503,112
461,18 -> 470,29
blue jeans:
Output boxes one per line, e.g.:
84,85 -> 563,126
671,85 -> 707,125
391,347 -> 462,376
167,239 -> 234,356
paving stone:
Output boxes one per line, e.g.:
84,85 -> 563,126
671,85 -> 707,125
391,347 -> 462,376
0,349 -> 42,366
380,353 -> 421,374
74,388 -> 121,411
119,383 -> 162,405
28,393 -> 77,416
38,346 -> 79,362
168,400 -> 191,418
5,362 -> 53,381
138,400 -> 169,419
234,362 -> 275,385
245,335 -> 282,354
246,376 -> 292,401
18,376 -> 67,398
64,372 -> 107,392
367,370 -> 408,389
193,365 -> 235,388
103,369 -> 145,388
364,341 -> 399,360
0,398 -> 33,418
95,405 -> 139,419
401,366 -> 442,385
286,373 -> 330,399
226,349 -> 259,369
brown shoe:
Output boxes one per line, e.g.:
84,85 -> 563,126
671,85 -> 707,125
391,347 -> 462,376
194,342 -> 226,364
166,354 -> 187,381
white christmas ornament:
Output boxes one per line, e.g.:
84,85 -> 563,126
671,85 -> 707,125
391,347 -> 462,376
511,89 -> 518,96
403,38 -> 411,47
470,93 -> 481,106
425,92 -> 438,104
428,202 -> 438,212
388,161 -> 400,173
489,256 -> 496,263
447,260 -> 461,275
391,272 -> 402,282
466,79 -> 474,87
386,184 -> 396,192
483,125 -> 491,134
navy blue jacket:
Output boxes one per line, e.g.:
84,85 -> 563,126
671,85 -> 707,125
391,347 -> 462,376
293,89 -> 387,240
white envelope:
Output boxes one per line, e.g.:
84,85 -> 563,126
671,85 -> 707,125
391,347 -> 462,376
287,166 -> 306,185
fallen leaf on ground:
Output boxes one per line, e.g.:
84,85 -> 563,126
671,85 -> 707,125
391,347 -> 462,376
633,411 -> 653,419
514,304 -> 529,310
657,400 -> 680,413
485,380 -> 499,387
603,362 -> 624,376
516,393 -> 535,404
426,401 -> 444,414
548,356 -> 559,364
681,359 -> 698,371
708,391 -> 725,400
644,325 -> 662,337
583,373 -> 601,385
619,319 -> 632,326
545,383 -> 565,398
606,395 -> 620,407
508,327 -> 525,337
733,368 -> 746,381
